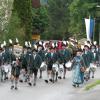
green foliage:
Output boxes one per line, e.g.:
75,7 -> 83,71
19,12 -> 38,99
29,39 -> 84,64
13,0 -> 33,40
85,80 -> 100,91
32,6 -> 49,35
6,11 -> 25,44
68,0 -> 97,39
47,0 -> 71,40
0,0 -> 13,36
0,0 -> 99,41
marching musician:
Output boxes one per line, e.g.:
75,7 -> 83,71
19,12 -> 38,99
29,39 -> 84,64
19,46 -> 28,82
11,57 -> 21,90
45,46 -> 58,83
37,43 -> 45,79
28,48 -> 42,86
83,45 -> 94,79
57,42 -> 71,79
25,47 -> 33,83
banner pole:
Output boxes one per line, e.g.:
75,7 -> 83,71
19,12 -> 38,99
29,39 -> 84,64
93,18 -> 95,42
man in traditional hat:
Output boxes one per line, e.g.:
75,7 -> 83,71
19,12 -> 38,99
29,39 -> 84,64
24,46 -> 33,83
45,47 -> 58,83
57,42 -> 71,79
89,45 -> 98,78
2,45 -> 11,80
11,57 -> 21,90
19,46 -> 28,83
37,44 -> 45,78
82,45 -> 94,80
28,48 -> 42,86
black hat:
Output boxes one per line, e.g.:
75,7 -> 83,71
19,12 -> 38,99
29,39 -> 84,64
90,45 -> 96,49
37,44 -> 44,50
32,48 -> 37,52
0,47 -> 3,51
49,46 -> 55,50
38,44 -> 43,47
76,49 -> 83,52
84,45 -> 90,49
9,43 -> 13,47
27,47 -> 31,50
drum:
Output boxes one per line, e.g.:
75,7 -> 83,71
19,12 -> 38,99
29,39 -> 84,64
13,45 -> 23,58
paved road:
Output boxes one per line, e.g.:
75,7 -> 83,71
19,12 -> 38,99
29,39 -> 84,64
71,67 -> 100,100
0,67 -> 100,100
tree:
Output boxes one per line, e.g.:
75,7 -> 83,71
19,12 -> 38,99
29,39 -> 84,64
0,0 -> 13,40
32,6 -> 49,35
13,0 -> 33,40
6,11 -> 25,44
47,0 -> 71,40
68,0 -> 97,39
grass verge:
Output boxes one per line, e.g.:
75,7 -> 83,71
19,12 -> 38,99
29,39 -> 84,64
85,80 -> 100,91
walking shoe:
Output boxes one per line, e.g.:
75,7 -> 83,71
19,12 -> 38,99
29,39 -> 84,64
58,76 -> 62,79
11,86 -> 14,90
19,80 -> 23,83
72,84 -> 76,88
6,77 -> 8,80
49,79 -> 53,82
45,80 -> 48,83
28,82 -> 32,86
15,87 -> 18,90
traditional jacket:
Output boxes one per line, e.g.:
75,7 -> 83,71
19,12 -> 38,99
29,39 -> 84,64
45,52 -> 58,65
82,53 -> 90,68
57,49 -> 71,64
31,54 -> 42,69
20,53 -> 27,68
84,51 -> 94,66
2,48 -> 15,63
38,50 -> 45,62
25,51 -> 33,68
91,50 -> 99,63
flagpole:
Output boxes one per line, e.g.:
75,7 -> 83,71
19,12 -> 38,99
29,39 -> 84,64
93,18 -> 95,42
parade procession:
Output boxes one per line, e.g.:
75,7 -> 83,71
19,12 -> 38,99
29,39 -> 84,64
0,38 -> 99,90
0,0 -> 100,100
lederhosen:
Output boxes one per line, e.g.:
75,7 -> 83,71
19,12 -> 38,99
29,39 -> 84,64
11,61 -> 20,78
46,52 -> 58,71
20,53 -> 27,71
30,54 -> 42,76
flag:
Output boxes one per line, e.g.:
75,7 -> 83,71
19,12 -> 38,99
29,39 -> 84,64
90,19 -> 95,39
85,18 -> 95,41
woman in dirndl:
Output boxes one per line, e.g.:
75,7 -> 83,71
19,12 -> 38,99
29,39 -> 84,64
71,49 -> 85,87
